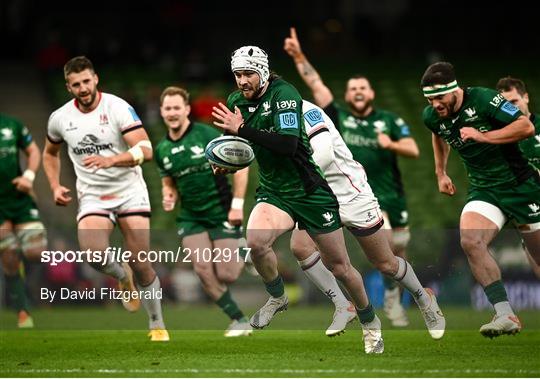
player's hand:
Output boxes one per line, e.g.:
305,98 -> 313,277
12,176 -> 33,194
212,103 -> 244,135
377,133 -> 393,150
162,189 -> 177,212
53,185 -> 72,206
210,163 -> 236,176
83,155 -> 114,169
228,208 -> 244,226
460,127 -> 487,143
436,173 -> 456,196
284,27 -> 303,60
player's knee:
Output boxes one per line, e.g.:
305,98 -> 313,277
290,239 -> 315,261
329,261 -> 351,281
392,229 -> 411,252
375,259 -> 397,276
16,222 -> 47,261
216,268 -> 240,284
460,234 -> 487,255
246,234 -> 273,257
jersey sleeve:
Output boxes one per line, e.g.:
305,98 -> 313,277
110,97 -> 144,135
482,88 -> 523,125
303,107 -> 329,140
323,102 -> 340,130
272,85 -> 303,137
389,114 -> 412,141
47,111 -> 64,144
16,120 -> 33,149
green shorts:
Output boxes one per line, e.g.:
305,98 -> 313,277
0,195 -> 41,225
466,175 -> 540,225
176,216 -> 242,241
255,185 -> 341,234
378,196 -> 409,228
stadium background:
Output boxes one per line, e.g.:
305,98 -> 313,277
1,0 -> 539,314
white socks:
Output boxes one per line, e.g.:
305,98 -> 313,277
138,276 -> 165,330
494,301 -> 514,316
298,251 -> 350,308
392,257 -> 430,308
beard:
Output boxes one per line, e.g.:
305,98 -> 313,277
348,97 -> 373,115
77,89 -> 98,107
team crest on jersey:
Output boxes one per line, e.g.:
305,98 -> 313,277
190,145 -> 205,159
373,120 -> 386,132
1,128 -> 13,141
528,203 -> 540,216
261,101 -> 272,116
99,114 -> 109,125
464,107 -> 478,122
343,116 -> 357,129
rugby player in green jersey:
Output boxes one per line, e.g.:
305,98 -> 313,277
284,27 -> 419,327
155,86 -> 252,337
421,62 -> 539,338
213,45 -> 442,353
0,113 -> 47,328
496,76 -> 540,278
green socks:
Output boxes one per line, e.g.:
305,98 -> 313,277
216,289 -> 244,321
264,275 -> 285,298
5,273 -> 29,312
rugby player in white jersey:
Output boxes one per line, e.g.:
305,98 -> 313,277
42,56 -> 168,341
290,100 -> 446,342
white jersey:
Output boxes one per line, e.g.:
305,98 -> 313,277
302,100 -> 371,203
47,92 -> 146,197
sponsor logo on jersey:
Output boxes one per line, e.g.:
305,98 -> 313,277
501,101 -> 519,116
489,93 -> 505,108
304,109 -> 324,127
171,145 -> 185,154
279,112 -> 298,129
1,128 -> 14,141
276,100 -> 297,110
343,132 -> 378,148
72,134 -> 113,155
190,145 -> 205,159
248,106 -> 257,113
128,107 -> 141,122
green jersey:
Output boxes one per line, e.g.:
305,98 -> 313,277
155,122 -> 232,219
0,114 -> 33,201
324,103 -> 410,202
423,87 -> 535,189
228,78 -> 324,196
519,114 -> 540,170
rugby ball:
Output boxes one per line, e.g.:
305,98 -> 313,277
205,135 -> 255,171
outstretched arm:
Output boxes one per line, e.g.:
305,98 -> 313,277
12,142 -> 41,194
43,139 -> 72,206
283,27 -> 334,108
229,168 -> 249,226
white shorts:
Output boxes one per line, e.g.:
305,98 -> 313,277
77,180 -> 151,223
339,193 -> 384,236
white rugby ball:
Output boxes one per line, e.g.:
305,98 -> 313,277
205,135 -> 255,171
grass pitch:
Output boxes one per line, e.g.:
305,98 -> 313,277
1,305 -> 539,377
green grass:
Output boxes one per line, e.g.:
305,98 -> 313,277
1,306 -> 539,377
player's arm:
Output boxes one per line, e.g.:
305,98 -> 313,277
43,139 -> 72,206
378,136 -> 420,158
460,115 -> 534,144
283,27 -> 334,108
12,142 -> 41,194
229,168 -> 249,226
308,127 -> 335,171
432,133 -> 456,196
213,103 -> 299,157
83,128 -> 153,169
161,176 -> 178,212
